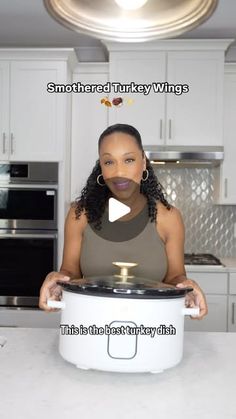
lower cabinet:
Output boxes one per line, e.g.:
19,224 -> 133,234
184,270 -> 228,332
185,294 -> 227,332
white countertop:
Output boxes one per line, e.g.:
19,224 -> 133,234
221,258 -> 236,270
0,328 -> 236,419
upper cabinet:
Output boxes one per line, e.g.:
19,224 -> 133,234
166,51 -> 223,146
214,64 -> 236,205
108,51 -> 166,145
0,49 -> 77,161
104,40 -> 232,146
71,63 -> 109,201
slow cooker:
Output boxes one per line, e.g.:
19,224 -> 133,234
48,262 -> 199,373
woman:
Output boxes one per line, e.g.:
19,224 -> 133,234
39,123 -> 208,319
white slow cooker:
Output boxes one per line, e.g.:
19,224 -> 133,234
48,262 -> 199,373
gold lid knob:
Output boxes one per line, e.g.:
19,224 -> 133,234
112,261 -> 138,282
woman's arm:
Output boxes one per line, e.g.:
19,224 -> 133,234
39,206 -> 87,311
158,205 -> 208,319
59,206 -> 87,278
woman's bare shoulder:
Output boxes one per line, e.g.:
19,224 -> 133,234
157,201 -> 182,221
66,204 -> 88,232
156,202 -> 184,242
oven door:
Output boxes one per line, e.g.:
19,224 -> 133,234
0,185 -> 57,229
0,230 -> 57,308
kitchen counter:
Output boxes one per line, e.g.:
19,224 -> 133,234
0,328 -> 236,419
221,258 -> 236,270
185,257 -> 236,272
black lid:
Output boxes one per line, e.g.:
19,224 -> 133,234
58,276 -> 193,299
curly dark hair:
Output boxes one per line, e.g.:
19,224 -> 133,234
73,124 -> 171,229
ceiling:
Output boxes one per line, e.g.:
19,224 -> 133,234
0,0 -> 235,60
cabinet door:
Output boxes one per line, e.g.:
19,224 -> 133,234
184,271 -> 228,331
109,51 -> 166,146
217,69 -> 236,204
185,270 -> 228,294
71,71 -> 108,201
0,61 -> 10,160
185,295 -> 227,332
10,61 -> 66,161
166,51 -> 224,146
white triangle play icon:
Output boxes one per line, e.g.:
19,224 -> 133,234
108,198 -> 131,222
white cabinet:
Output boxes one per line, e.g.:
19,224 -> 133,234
184,270 -> 228,332
109,51 -> 166,145
166,51 -> 223,146
185,294 -> 227,332
228,272 -> 236,332
214,64 -> 236,204
71,63 -> 108,201
10,61 -> 64,161
0,50 -> 76,161
105,40 -> 231,147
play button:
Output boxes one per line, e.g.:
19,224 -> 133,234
108,198 -> 131,222
89,176 -> 149,242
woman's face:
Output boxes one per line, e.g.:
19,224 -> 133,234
99,132 -> 146,200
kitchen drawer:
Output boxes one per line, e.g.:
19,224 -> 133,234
229,272 -> 236,294
185,294 -> 227,332
185,271 -> 228,294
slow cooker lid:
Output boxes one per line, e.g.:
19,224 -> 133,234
59,276 -> 193,299
58,262 -> 193,299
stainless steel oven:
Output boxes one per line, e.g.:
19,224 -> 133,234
0,162 -> 57,230
0,162 -> 58,308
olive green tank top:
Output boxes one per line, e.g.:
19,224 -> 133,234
80,203 -> 168,282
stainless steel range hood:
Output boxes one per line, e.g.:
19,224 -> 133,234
144,145 -> 224,167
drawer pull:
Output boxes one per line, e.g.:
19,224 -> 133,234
224,178 -> 228,198
232,302 -> 235,325
2,132 -> 6,154
10,133 -> 14,154
160,119 -> 163,139
168,119 -> 172,139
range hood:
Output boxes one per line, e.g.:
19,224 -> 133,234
144,145 -> 224,167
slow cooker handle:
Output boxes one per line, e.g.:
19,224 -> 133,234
182,307 -> 200,317
47,299 -> 65,309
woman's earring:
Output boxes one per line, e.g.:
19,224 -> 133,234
141,169 -> 149,182
97,174 -> 106,186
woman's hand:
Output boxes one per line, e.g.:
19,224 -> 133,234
176,278 -> 208,320
39,271 -> 70,312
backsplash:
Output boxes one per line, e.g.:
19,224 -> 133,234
154,167 -> 236,257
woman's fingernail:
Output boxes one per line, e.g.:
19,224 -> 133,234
63,276 -> 70,280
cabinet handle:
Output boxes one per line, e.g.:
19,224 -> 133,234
10,133 -> 14,155
168,119 -> 172,140
224,178 -> 228,198
2,132 -> 6,154
159,119 -> 163,139
232,302 -> 235,325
